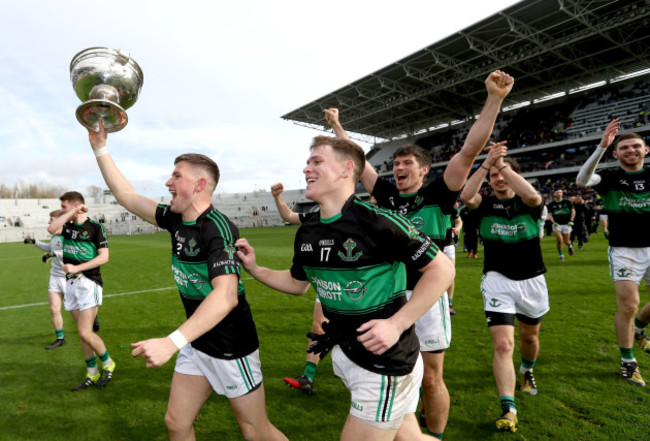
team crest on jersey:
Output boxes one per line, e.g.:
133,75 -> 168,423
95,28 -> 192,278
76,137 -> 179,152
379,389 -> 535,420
338,238 -> 363,262
224,243 -> 237,259
343,280 -> 366,300
413,196 -> 424,207
410,216 -> 424,231
407,225 -> 424,242
185,238 -> 201,256
80,231 -> 90,240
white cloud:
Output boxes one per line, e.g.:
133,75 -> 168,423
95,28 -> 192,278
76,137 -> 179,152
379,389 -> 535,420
0,0 -> 520,197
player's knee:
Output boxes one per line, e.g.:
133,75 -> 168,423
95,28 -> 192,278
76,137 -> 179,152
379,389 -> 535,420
164,409 -> 191,436
422,368 -> 444,391
618,301 -> 639,317
493,338 -> 514,356
520,333 -> 539,347
238,420 -> 266,441
77,328 -> 94,344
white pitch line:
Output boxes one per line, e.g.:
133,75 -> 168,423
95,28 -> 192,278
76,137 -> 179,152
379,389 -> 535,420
0,277 -> 255,311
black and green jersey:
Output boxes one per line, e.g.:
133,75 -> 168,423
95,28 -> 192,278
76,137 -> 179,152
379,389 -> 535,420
290,195 -> 439,376
548,198 -> 574,225
474,195 -> 546,280
593,167 -> 650,247
61,218 -> 108,286
372,177 -> 457,289
156,204 -> 258,359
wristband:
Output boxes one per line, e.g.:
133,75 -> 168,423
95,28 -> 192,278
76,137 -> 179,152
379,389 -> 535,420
94,147 -> 109,158
480,165 -> 490,171
498,165 -> 509,172
168,330 -> 188,349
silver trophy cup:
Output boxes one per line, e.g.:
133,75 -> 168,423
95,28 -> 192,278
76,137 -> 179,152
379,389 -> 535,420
70,47 -> 143,132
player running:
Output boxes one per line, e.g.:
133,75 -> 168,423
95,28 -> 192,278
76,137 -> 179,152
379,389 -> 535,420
577,118 -> 650,387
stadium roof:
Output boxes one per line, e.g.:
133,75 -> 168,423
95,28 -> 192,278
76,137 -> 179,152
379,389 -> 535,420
282,0 -> 650,143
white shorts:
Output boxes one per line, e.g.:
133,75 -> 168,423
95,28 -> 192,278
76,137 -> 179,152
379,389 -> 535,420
332,346 -> 423,430
48,275 -> 67,294
64,275 -> 102,311
175,345 -> 263,399
608,247 -> 650,285
553,224 -> 572,235
406,290 -> 451,351
480,271 -> 549,319
600,214 -> 608,221
443,245 -> 456,260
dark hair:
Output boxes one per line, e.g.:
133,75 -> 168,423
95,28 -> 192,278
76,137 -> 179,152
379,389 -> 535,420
393,144 -> 431,168
59,191 -> 85,204
503,157 -> 521,174
615,133 -> 645,149
174,153 -> 220,191
310,136 -> 366,181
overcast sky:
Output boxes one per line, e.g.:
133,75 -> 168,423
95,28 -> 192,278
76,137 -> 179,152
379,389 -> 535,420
0,0 -> 520,196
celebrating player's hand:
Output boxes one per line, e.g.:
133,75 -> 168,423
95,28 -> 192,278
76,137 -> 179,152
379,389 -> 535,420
485,70 -> 514,99
235,238 -> 257,272
599,118 -> 621,149
62,263 -> 79,274
271,183 -> 285,197
482,141 -> 508,169
323,108 -> 340,128
131,337 -> 178,368
356,318 -> 402,355
88,118 -> 107,149
24,237 -> 35,244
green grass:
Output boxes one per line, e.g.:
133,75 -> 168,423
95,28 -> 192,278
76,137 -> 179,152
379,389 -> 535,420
1,228 -> 650,440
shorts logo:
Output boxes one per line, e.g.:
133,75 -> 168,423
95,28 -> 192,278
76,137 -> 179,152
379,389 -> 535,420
489,298 -> 501,308
185,238 -> 201,256
338,239 -> 363,262
350,400 -> 364,412
226,385 -> 237,390
617,268 -> 631,278
343,281 -> 366,301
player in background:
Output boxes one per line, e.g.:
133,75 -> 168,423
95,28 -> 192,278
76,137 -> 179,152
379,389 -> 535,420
460,203 -> 480,258
576,118 -> 650,387
547,189 -> 575,261
237,134 -> 454,440
86,121 -> 287,441
25,210 -> 67,349
325,69 -> 514,439
47,191 -> 114,390
461,144 -> 549,433
271,182 -> 327,395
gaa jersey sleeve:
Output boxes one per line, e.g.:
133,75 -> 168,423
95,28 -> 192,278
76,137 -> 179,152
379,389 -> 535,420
371,178 -> 399,208
203,210 -> 241,282
364,202 -> 440,271
94,221 -> 109,250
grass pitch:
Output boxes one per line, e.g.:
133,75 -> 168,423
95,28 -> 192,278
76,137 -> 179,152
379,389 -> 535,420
1,227 -> 649,440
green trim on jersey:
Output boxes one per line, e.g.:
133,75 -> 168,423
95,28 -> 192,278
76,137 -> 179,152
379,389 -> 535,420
602,189 -> 650,213
321,213 -> 342,224
207,210 -> 244,294
172,255 -> 213,299
479,213 -> 540,243
305,262 -> 407,315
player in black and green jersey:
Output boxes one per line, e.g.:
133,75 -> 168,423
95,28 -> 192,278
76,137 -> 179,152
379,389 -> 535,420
237,135 -> 454,440
87,121 -> 287,441
47,191 -> 115,390
547,189 -> 575,261
461,143 -> 549,433
577,118 -> 650,387
325,69 -> 515,439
